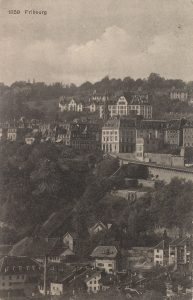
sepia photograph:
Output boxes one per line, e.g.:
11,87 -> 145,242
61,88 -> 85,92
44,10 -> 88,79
0,0 -> 193,299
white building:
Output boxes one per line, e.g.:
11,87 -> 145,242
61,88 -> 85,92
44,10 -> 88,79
91,246 -> 118,274
99,95 -> 152,119
170,88 -> 188,101
85,271 -> 102,293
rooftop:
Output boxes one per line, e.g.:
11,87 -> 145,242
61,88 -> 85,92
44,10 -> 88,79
90,246 -> 118,259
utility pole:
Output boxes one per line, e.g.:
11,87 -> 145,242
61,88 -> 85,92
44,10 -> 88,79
191,224 -> 193,300
43,255 -> 48,297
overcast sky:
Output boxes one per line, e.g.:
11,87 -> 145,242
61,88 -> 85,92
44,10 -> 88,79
0,0 -> 193,85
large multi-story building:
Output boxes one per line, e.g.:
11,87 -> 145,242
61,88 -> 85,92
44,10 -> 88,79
135,120 -> 166,159
99,94 -> 152,119
102,117 -> 136,153
164,119 -> 185,147
0,256 -> 40,295
170,87 -> 188,102
182,120 -> 193,147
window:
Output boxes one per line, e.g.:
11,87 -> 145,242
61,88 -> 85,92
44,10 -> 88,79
108,264 -> 112,267
9,276 -> 12,280
97,263 -> 104,267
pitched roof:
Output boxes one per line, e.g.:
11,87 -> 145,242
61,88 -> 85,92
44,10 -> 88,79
169,237 -> 189,247
154,241 -> 164,250
183,120 -> 193,128
166,119 -> 182,130
9,237 -> 62,258
91,246 -> 118,259
88,221 -> 107,234
0,245 -> 13,257
84,270 -> 101,283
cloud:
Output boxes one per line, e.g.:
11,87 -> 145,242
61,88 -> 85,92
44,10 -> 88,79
0,0 -> 193,84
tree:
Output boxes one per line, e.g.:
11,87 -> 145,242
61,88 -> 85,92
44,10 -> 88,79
95,158 -> 119,178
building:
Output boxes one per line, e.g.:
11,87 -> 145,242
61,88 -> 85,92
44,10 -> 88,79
102,117 -> 136,153
128,98 -> 152,119
170,87 -> 188,101
9,236 -> 68,264
182,120 -> 193,147
70,122 -> 101,151
62,232 -> 76,252
168,237 -> 190,268
135,120 -> 166,161
59,97 -> 85,112
50,282 -> 63,296
99,94 -> 152,119
7,128 -> 20,141
153,241 -> 168,267
91,246 -> 118,274
88,221 -> 112,236
164,119 -> 184,147
0,256 -> 40,294
85,271 -> 102,293
0,128 -> 7,141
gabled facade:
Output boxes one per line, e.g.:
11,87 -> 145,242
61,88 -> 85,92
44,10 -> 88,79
91,246 -> 118,274
153,241 -> 168,267
85,271 -> 102,293
169,237 -> 190,268
88,221 -> 107,236
62,232 -> 75,252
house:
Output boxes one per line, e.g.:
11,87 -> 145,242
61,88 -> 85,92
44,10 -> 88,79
59,97 -> 85,112
169,237 -> 190,268
0,256 -> 40,295
0,128 -> 7,140
50,282 -> 63,296
7,128 -> 20,141
153,240 -> 168,267
91,246 -> 118,274
88,221 -> 108,236
25,131 -> 41,145
85,271 -> 102,293
9,236 -> 66,264
128,97 -> 152,119
182,120 -> 193,147
170,87 -> 188,101
102,117 -> 136,153
62,232 -> 76,252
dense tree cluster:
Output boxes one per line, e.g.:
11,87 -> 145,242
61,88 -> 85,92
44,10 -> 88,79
0,142 -> 192,249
